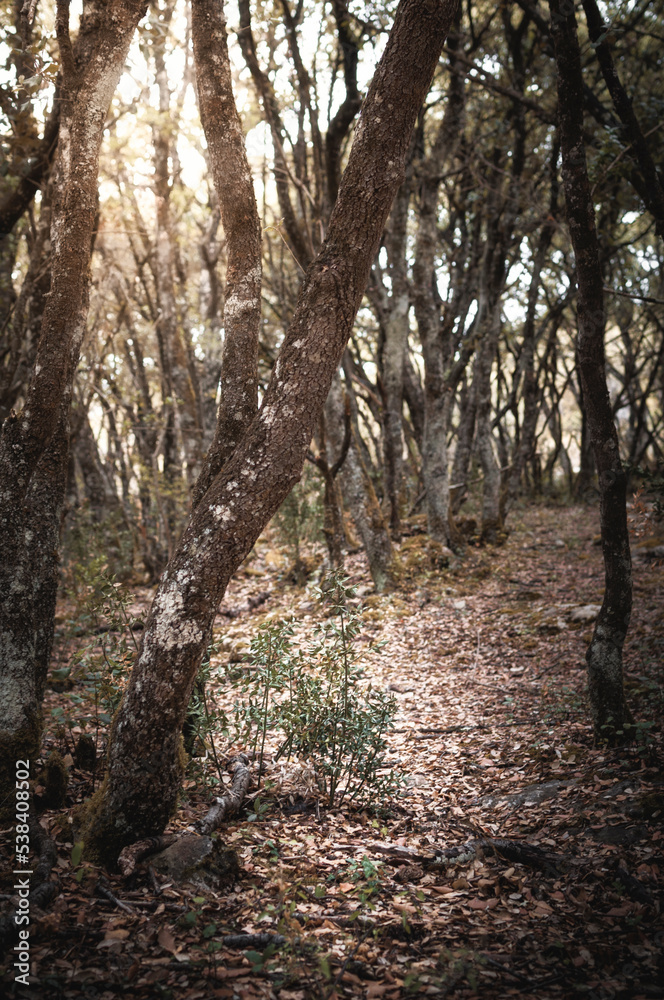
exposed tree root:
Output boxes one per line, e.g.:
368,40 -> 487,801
195,754 -> 252,836
366,837 -> 562,875
221,932 -> 286,949
117,755 -> 252,877
118,835 -> 179,878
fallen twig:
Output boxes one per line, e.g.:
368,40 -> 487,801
221,932 -> 286,949
333,837 -> 562,875
95,876 -> 135,913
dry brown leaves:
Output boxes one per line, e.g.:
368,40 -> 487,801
1,503 -> 662,1000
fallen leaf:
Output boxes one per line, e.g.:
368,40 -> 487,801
157,928 -> 178,953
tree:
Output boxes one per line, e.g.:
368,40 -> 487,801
550,0 -> 633,744
79,0 -> 461,861
0,0 -> 149,815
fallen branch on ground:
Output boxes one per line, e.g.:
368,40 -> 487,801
221,933 -> 286,949
117,756 -> 251,877
195,754 -> 252,835
332,837 -> 562,875
118,834 -> 178,878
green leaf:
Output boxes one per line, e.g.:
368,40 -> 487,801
71,842 -> 84,867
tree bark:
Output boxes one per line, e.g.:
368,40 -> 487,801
80,0 -> 460,861
581,0 -> 664,237
326,373 -> 394,590
150,3 -> 203,490
503,145 -> 559,518
373,176 -> 412,541
412,29 -> 467,546
550,0 -> 633,744
0,0 -> 148,813
191,0 -> 262,508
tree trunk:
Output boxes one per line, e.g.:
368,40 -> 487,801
503,143 -> 559,518
190,0 -> 262,507
375,178 -> 412,541
412,25 -> 466,547
0,0 -> 148,813
73,412 -> 120,523
326,374 -> 394,591
151,4 -> 203,489
79,0 -> 460,861
550,0 -> 633,744
0,179 -> 53,424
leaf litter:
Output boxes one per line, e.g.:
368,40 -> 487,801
1,503 -> 662,1000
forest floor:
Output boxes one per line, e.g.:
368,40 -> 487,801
1,500 -> 663,1000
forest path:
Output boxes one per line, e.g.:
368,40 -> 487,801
3,502 -> 662,1000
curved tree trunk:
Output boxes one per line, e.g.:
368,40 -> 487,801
0,0 -> 148,813
550,0 -> 633,744
79,0 -> 460,861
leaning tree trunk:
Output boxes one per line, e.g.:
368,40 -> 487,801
79,0 -> 460,862
550,0 -> 633,744
0,0 -> 148,814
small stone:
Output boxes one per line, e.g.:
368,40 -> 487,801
151,834 -> 239,891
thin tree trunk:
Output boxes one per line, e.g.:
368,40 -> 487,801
73,412 -> 120,523
378,182 -> 411,541
503,144 -> 559,518
0,180 -> 53,423
551,0 -> 633,744
191,0 -> 262,507
80,0 -> 460,860
412,24 -> 465,547
151,4 -> 202,489
326,374 -> 394,591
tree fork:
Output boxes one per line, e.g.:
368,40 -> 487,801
80,0 -> 461,862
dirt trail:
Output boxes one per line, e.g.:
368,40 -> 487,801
2,503 -> 662,999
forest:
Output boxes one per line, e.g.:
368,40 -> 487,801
0,0 -> 662,996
